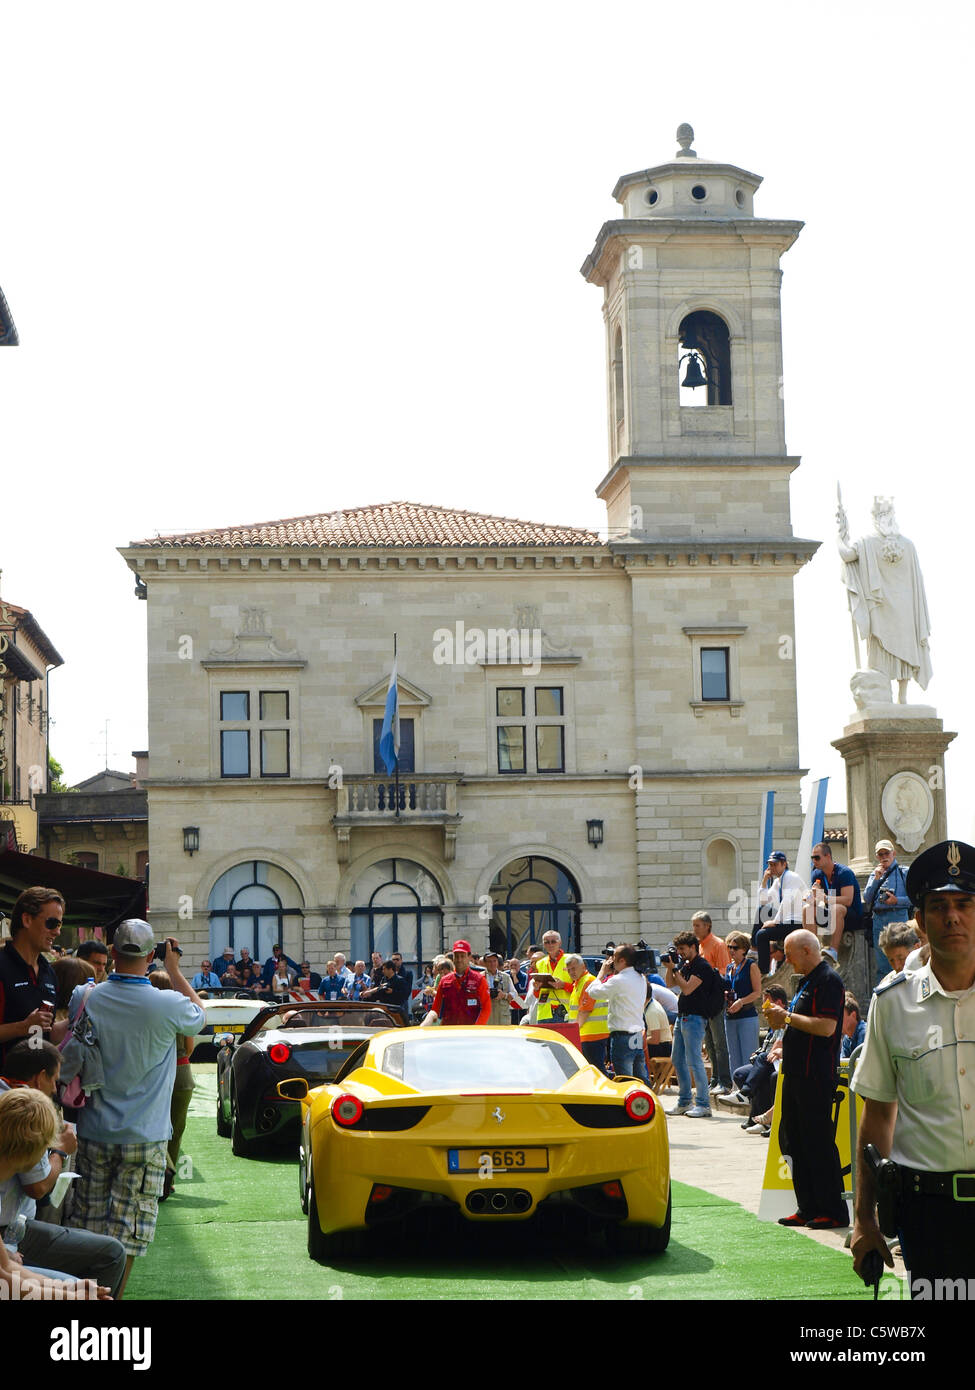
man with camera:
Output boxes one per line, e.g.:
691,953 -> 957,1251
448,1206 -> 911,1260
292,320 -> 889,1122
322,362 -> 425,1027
69,919 -> 204,1298
663,932 -> 721,1117
586,944 -> 650,1084
862,839 -> 911,987
482,950 -> 516,1024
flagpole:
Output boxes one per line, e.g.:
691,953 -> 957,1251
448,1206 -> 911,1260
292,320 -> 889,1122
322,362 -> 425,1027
393,632 -> 400,819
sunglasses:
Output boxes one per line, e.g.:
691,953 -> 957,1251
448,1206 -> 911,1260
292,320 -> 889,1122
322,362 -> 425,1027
45,917 -> 62,929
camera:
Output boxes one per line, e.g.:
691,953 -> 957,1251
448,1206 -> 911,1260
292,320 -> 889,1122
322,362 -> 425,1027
659,945 -> 679,967
153,940 -> 183,961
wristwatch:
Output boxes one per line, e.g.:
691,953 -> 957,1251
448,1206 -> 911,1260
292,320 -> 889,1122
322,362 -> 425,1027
785,1012 -> 794,1027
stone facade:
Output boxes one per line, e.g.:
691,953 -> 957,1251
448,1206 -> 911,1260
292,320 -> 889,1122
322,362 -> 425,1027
120,129 -> 816,971
0,596 -> 62,851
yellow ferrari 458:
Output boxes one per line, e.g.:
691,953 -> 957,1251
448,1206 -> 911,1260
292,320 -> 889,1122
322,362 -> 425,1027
279,1025 -> 670,1261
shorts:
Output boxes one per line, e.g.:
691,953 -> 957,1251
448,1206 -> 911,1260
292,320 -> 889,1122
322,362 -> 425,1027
73,1138 -> 167,1257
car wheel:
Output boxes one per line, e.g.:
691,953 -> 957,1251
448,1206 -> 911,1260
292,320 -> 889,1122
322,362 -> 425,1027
298,1143 -> 309,1215
307,1174 -> 363,1262
230,1084 -> 261,1157
216,1092 -> 231,1138
609,1186 -> 671,1255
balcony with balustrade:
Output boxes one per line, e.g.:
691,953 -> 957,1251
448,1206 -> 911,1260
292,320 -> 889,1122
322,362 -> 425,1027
333,775 -> 463,863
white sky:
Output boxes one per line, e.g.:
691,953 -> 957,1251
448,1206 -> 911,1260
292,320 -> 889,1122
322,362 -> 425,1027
2,1 -> 973,840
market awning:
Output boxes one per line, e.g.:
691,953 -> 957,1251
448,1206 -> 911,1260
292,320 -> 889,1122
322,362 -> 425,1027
0,850 -> 147,935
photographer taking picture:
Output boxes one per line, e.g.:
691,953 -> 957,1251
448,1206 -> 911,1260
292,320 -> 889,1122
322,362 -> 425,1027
663,931 -> 723,1118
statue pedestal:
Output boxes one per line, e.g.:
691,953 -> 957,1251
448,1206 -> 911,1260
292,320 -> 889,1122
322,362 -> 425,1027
831,710 -> 956,875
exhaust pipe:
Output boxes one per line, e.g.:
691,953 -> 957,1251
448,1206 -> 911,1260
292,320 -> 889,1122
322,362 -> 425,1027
468,1191 -> 488,1213
511,1191 -> 531,1213
257,1107 -> 277,1132
490,1192 -> 509,1212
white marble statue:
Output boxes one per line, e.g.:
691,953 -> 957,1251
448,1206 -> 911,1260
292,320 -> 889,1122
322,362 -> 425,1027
836,492 -> 932,704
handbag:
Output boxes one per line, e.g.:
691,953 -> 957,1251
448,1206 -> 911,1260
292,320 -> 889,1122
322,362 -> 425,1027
58,983 -> 105,1107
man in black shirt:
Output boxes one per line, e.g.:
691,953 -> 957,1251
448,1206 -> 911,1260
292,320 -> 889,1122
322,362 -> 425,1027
763,929 -> 847,1229
0,887 -> 65,1064
664,931 -> 718,1119
362,960 -> 411,1021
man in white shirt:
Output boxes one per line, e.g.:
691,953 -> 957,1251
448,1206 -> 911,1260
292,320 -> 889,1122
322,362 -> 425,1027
586,945 -> 650,1083
755,852 -> 805,974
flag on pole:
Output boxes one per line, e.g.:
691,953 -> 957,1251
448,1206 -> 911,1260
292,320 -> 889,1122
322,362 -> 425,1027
795,777 -> 829,886
379,657 -> 400,775
758,791 -> 775,875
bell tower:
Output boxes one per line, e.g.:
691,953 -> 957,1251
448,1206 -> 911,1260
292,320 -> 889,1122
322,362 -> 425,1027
581,123 -> 803,540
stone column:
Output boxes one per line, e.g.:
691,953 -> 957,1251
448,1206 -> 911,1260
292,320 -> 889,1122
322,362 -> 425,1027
831,710 -> 956,876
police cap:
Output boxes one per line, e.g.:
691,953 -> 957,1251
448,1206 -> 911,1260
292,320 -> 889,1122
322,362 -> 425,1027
905,839 -> 975,906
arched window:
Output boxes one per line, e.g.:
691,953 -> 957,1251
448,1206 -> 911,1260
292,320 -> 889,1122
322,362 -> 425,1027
678,310 -> 732,407
348,858 -> 443,973
488,856 -> 580,958
612,325 -> 625,429
207,861 -> 304,963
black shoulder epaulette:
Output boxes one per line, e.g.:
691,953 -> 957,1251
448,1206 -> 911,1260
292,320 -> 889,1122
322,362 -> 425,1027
873,971 -> 908,997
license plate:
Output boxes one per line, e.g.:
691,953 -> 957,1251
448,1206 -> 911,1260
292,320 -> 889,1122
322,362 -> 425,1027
447,1148 -> 548,1174
214,1023 -> 245,1033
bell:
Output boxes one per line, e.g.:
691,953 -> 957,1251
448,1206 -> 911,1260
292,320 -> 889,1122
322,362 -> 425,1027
681,352 -> 706,389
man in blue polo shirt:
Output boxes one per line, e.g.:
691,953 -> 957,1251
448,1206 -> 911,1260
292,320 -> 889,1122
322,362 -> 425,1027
809,841 -> 869,1008
69,920 -> 204,1299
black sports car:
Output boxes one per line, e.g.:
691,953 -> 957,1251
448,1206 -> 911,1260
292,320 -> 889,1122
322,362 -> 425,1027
215,1000 -> 405,1156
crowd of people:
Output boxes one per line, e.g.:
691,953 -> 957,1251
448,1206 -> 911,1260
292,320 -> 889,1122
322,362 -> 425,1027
0,832 -> 943,1296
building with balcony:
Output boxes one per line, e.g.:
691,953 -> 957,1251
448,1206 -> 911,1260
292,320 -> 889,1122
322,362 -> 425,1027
119,127 -> 818,972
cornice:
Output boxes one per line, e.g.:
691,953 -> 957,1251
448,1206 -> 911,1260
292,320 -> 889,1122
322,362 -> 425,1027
581,217 -> 804,282
120,539 -> 818,580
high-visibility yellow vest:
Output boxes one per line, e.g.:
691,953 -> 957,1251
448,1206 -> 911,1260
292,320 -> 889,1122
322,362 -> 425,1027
569,973 -> 610,1039
533,951 -> 573,1021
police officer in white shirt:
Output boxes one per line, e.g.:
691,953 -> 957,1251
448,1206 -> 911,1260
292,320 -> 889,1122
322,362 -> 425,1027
754,852 -> 805,974
851,839 -> 975,1297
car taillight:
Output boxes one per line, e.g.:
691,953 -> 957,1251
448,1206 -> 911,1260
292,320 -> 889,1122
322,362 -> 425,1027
623,1090 -> 654,1122
268,1043 -> 292,1064
332,1094 -> 364,1127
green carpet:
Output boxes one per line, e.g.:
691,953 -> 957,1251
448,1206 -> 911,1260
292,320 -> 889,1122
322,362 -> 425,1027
127,1072 -> 867,1301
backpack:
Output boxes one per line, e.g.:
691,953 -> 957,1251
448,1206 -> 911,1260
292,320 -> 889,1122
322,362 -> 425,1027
694,957 -> 727,1018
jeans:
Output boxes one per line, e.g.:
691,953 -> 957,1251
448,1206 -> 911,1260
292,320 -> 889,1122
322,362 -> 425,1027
609,1031 -> 649,1084
581,1037 -> 609,1076
704,1010 -> 732,1088
725,1013 -> 760,1078
672,1013 -> 710,1108
18,1218 -> 127,1298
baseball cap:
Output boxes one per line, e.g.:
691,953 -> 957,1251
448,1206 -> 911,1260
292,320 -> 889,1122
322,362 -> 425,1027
874,839 -> 896,854
113,919 -> 156,957
767,851 -> 788,863
449,939 -> 473,956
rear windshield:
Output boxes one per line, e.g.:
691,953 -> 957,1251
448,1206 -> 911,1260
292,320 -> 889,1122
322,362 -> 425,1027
269,1008 -> 391,1031
380,1035 -> 579,1091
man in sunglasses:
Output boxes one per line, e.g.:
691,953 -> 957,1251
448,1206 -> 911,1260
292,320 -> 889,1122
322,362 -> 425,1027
0,887 -> 68,1064
806,841 -> 869,1006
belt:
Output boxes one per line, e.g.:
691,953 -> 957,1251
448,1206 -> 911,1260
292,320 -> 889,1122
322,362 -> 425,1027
901,1168 -> 975,1201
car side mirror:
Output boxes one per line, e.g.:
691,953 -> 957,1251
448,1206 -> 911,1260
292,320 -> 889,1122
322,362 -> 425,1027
277,1078 -> 309,1102
213,1032 -> 236,1048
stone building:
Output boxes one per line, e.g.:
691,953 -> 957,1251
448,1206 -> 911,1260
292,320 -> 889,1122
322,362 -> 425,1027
120,127 -> 817,971
0,594 -> 62,852
36,765 -> 149,881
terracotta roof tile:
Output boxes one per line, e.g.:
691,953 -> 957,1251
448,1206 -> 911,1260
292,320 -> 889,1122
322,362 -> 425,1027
133,501 -> 602,549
